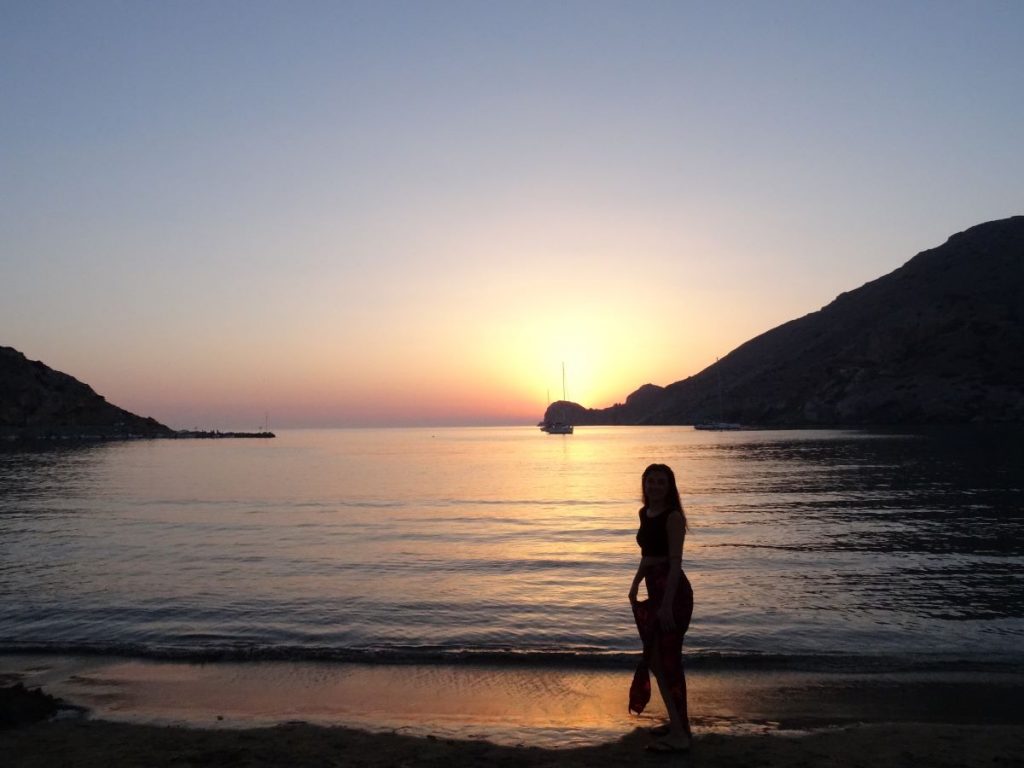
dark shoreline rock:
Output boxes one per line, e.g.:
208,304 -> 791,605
0,684 -> 62,729
172,430 -> 276,439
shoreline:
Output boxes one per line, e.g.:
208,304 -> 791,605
3,654 -> 1023,766
3,654 -> 1023,749
0,430 -> 276,442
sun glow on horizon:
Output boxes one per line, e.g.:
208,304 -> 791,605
6,3 -> 1021,429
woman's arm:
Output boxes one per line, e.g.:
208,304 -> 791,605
628,561 -> 645,604
657,510 -> 685,630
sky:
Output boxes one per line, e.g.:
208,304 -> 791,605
2,1 -> 1022,428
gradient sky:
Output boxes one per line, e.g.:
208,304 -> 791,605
3,1 -> 1022,428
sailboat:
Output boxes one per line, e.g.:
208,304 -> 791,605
540,363 -> 574,434
542,419 -> 574,435
694,359 -> 743,431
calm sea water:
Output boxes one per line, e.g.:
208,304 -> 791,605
1,426 -> 1021,672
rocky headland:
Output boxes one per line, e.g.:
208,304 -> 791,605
546,216 -> 1024,427
0,347 -> 277,440
0,346 -> 175,440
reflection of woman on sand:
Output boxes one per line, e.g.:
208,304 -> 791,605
628,463 -> 694,753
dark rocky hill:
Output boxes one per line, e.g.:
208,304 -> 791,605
548,216 -> 1024,426
0,346 -> 173,439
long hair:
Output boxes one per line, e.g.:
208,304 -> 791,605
642,463 -> 688,531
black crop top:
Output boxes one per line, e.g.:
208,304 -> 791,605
636,507 -> 679,556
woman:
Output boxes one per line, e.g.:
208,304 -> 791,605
628,463 -> 694,753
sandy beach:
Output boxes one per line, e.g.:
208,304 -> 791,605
4,655 -> 1024,767
6,718 -> 1024,767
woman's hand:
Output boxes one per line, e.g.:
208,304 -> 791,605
657,600 -> 676,631
628,576 -> 643,604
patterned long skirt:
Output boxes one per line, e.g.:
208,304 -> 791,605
629,564 -> 694,731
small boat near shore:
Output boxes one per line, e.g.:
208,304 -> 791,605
540,421 -> 573,434
539,363 -> 574,435
693,422 -> 743,431
694,358 -> 744,431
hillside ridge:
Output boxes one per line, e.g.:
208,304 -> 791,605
0,346 -> 174,439
546,216 -> 1024,426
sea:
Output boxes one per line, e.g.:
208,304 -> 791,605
2,426 -> 1022,675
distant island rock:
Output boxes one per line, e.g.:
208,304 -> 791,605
545,216 -> 1024,427
0,346 -> 174,439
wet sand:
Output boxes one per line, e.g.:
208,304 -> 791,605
3,655 -> 1023,766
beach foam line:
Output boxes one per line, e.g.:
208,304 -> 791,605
2,642 -> 1019,674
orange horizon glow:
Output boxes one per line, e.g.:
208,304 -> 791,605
37,267 -> 811,431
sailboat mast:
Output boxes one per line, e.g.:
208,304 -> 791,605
716,358 -> 723,422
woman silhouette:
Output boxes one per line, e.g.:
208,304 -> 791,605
628,463 -> 694,752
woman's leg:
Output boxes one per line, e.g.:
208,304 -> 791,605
649,637 -> 689,742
